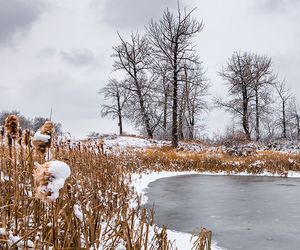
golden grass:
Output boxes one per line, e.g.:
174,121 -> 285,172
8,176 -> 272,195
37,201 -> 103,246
0,135 -> 214,249
141,147 -> 300,175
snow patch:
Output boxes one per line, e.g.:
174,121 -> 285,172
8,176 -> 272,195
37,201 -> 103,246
0,228 -> 6,235
74,204 -> 84,222
33,131 -> 50,142
104,136 -> 151,149
0,172 -> 9,182
34,160 -> 71,201
8,234 -> 34,249
46,161 -> 71,200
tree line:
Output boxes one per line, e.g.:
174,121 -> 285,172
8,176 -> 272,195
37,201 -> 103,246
100,6 -> 299,146
216,52 -> 299,142
100,6 -> 208,147
0,111 -> 62,135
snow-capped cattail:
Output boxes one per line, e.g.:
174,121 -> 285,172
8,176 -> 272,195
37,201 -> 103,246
40,121 -> 55,135
4,115 -> 20,140
32,121 -> 55,154
33,160 -> 71,202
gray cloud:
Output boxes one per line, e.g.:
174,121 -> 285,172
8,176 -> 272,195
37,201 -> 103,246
38,47 -> 57,57
60,49 -> 95,67
257,0 -> 300,13
273,50 -> 300,96
0,0 -> 45,46
93,0 -> 180,29
21,72 -> 100,118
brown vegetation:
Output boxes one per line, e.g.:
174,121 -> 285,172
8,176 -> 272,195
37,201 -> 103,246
0,130 -> 212,249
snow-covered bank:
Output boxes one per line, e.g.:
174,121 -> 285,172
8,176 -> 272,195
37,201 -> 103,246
131,171 -> 228,250
131,171 -> 201,205
131,170 -> 300,250
131,170 -> 300,205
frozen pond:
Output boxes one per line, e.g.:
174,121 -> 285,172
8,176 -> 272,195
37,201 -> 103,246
146,175 -> 300,250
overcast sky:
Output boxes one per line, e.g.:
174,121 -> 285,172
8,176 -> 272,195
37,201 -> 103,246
1,0 -> 300,138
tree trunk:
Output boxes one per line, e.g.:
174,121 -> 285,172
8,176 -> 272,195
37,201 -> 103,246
139,95 -> 153,138
242,86 -> 251,141
297,115 -> 300,140
189,110 -> 195,140
172,80 -> 178,147
255,88 -> 260,141
172,57 -> 178,147
133,71 -> 153,138
117,94 -> 123,135
178,112 -> 184,140
283,102 -> 287,139
163,81 -> 168,130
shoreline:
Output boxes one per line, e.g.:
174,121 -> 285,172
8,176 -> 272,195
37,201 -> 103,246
131,170 -> 300,250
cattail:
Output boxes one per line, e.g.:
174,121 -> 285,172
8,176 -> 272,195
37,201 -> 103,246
0,125 -> 4,141
4,115 -> 20,140
33,160 -> 71,202
98,138 -> 105,154
32,121 -> 55,154
23,129 -> 31,147
40,121 -> 55,135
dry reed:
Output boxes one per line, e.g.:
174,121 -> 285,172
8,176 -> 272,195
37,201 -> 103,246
0,126 -> 213,249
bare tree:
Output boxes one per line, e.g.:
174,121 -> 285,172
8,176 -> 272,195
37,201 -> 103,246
148,6 -> 204,147
183,62 -> 209,140
175,61 -> 208,140
217,52 -> 254,140
288,97 -> 300,140
275,81 -> 292,139
100,79 -> 129,135
112,32 -> 154,138
251,54 -> 276,141
151,61 -> 172,137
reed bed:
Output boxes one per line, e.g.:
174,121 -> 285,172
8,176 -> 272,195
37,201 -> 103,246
139,147 -> 300,175
0,129 -> 212,249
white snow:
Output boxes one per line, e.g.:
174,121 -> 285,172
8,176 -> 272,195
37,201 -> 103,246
33,130 -> 50,142
0,228 -> 6,235
287,171 -> 300,178
46,161 -> 71,200
8,234 -> 34,249
250,160 -> 265,167
35,160 -> 71,201
48,161 -> 71,180
74,204 -> 84,222
0,172 -> 9,182
166,229 -> 223,250
104,136 -> 151,149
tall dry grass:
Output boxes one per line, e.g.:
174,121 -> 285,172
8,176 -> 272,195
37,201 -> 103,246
0,129 -> 212,249
139,147 -> 300,175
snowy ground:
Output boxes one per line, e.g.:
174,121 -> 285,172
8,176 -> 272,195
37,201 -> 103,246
104,136 -> 152,149
102,135 -> 300,155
